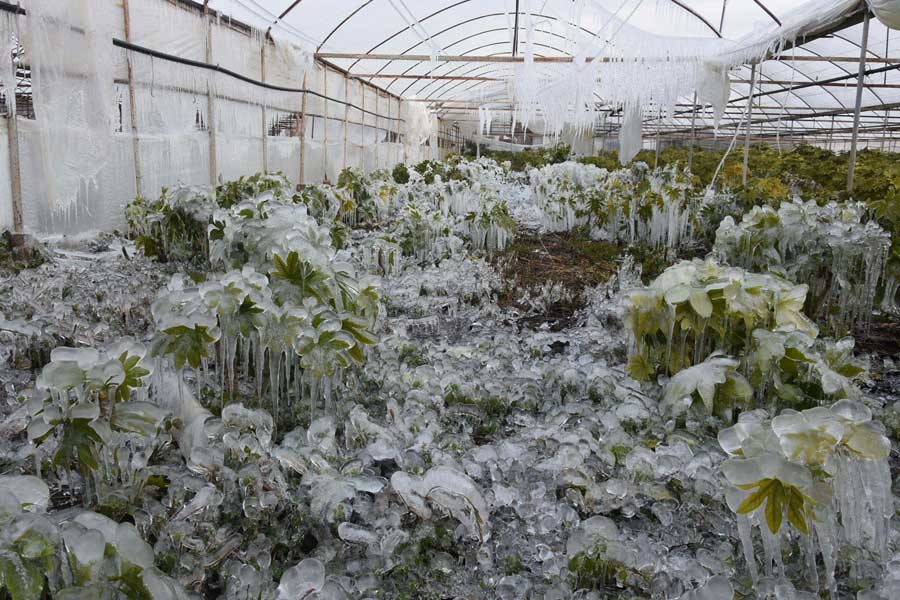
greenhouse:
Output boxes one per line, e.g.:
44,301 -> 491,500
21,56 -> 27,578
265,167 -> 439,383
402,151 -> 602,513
1,0 -> 900,598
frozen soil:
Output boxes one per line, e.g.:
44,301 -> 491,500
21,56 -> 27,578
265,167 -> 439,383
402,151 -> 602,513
1,185 -> 900,599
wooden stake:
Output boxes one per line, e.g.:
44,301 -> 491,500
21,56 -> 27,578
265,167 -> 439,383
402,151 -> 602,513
204,2 -> 217,186
122,0 -> 143,198
299,71 -> 308,184
261,39 -> 268,173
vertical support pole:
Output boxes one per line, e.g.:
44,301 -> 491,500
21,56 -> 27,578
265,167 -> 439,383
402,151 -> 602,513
122,0 -> 143,198
204,2 -> 218,186
403,98 -> 410,163
829,115 -> 836,151
375,91 -> 379,168
360,81 -> 365,172
6,108 -> 21,232
299,71 -> 308,184
742,63 -> 757,186
5,15 -> 23,233
386,95 -> 391,165
323,66 -> 328,182
654,106 -> 662,168
882,32 -> 891,151
261,38 -> 268,173
396,97 -> 402,165
847,10 -> 871,194
687,92 -> 698,173
343,77 -> 349,172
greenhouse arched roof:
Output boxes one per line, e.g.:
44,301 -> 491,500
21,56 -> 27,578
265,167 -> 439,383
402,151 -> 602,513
205,0 -> 898,145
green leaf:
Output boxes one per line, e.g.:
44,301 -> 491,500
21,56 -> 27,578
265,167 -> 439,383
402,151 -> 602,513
238,295 -> 264,316
786,489 -> 809,535
688,290 -> 713,319
158,325 -> 216,370
764,483 -> 784,534
736,478 -> 775,515
0,551 -> 45,600
54,418 -> 102,470
116,352 -> 151,404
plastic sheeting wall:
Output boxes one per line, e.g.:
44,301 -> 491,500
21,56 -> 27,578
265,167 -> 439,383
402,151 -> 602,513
0,0 -> 429,236
0,118 -> 10,231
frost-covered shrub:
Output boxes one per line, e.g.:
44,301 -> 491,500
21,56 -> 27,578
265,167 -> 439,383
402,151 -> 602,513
0,478 -> 188,600
632,259 -> 870,419
125,185 -> 216,263
125,173 -> 300,264
26,341 -> 171,508
719,400 -> 892,594
528,161 -> 698,249
625,258 -> 817,380
714,200 -> 892,334
151,186 -> 380,420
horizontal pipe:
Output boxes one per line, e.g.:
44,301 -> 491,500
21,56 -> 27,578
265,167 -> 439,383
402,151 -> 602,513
353,74 -> 500,81
0,0 -> 403,121
319,52 -> 900,64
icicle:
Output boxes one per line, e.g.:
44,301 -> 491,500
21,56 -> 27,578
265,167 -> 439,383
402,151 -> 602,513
737,514 -> 759,585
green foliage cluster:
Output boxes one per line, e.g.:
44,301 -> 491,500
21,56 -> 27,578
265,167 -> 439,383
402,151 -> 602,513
470,144 -> 571,172
0,478 -> 183,600
0,231 -> 46,273
714,200 -> 892,334
392,163 -> 410,184
581,144 -> 900,274
628,258 -> 872,421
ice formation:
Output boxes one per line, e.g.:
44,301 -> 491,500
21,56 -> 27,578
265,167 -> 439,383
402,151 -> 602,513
1,154 -> 897,598
714,200 -> 892,333
720,401 -> 893,597
528,161 -> 696,248
25,0 -> 115,213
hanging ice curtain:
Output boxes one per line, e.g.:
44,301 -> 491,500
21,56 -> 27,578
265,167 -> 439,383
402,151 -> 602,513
867,0 -> 900,30
26,0 -> 115,212
618,103 -> 643,165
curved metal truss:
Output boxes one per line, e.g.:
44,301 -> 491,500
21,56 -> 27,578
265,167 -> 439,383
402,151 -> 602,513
210,0 -> 900,148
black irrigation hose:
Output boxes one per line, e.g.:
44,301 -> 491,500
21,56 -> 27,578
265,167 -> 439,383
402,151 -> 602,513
0,0 -> 403,122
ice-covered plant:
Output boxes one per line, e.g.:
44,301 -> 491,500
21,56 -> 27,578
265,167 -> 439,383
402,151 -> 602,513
215,171 -> 295,209
719,401 -> 892,593
528,161 -> 699,249
150,276 -> 221,376
747,330 -> 868,406
27,341 -> 156,466
460,194 -> 517,253
625,258 -> 817,380
0,480 -> 187,600
661,354 -> 752,419
714,200 -> 892,334
125,185 -> 217,263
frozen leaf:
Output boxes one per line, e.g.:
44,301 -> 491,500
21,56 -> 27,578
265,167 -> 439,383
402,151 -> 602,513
0,477 -> 50,513
277,558 -> 325,599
